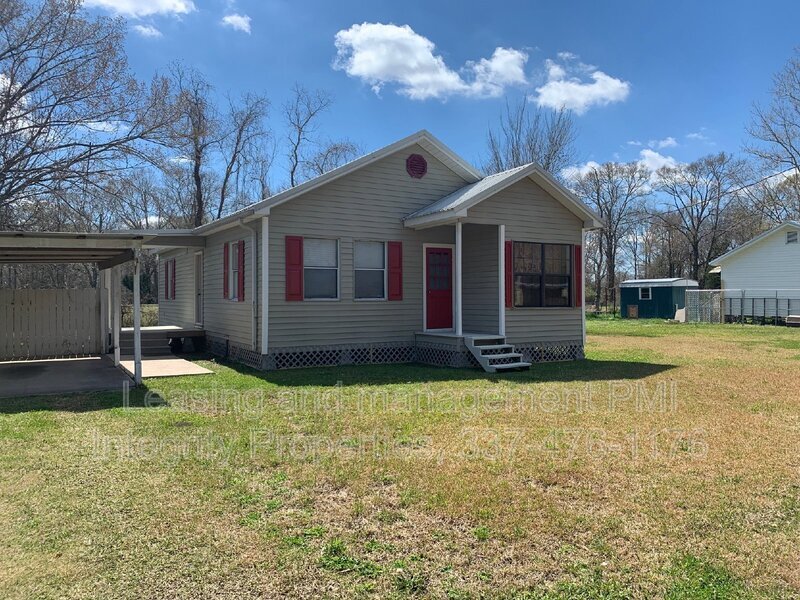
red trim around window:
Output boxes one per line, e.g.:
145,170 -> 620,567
504,240 -> 513,308
285,236 -> 303,301
387,241 -> 403,300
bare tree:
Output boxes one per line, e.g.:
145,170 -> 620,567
301,139 -> 359,179
217,93 -> 269,218
573,162 -> 650,312
167,64 -> 220,227
484,100 -> 577,176
0,0 -> 173,210
655,153 -> 745,286
284,85 -> 332,187
748,50 -> 800,176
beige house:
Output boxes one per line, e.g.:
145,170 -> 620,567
158,131 -> 602,372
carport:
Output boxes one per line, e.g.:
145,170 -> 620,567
0,230 -> 202,386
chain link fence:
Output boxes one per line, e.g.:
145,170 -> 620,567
687,289 -> 800,324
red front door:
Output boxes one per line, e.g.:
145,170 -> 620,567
426,247 -> 453,329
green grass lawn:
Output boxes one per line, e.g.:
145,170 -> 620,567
1,320 -> 799,598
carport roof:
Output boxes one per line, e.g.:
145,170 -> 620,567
0,230 -> 203,268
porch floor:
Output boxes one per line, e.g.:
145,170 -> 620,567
118,355 -> 213,379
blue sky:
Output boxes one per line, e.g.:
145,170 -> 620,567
85,0 -> 800,181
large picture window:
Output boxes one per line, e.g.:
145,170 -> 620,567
354,241 -> 386,299
513,242 -> 571,307
304,238 -> 338,299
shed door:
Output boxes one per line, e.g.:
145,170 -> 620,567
425,247 -> 453,330
627,304 -> 639,319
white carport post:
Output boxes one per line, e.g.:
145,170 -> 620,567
112,266 -> 121,367
455,220 -> 463,336
132,249 -> 142,385
498,224 -> 506,336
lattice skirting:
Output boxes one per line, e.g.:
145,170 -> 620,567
414,340 -> 480,369
516,342 -> 584,363
267,342 -> 416,370
206,335 -> 263,370
208,335 -> 583,371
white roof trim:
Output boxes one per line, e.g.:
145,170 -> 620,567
403,162 -> 603,230
620,278 -> 699,288
711,220 -> 800,265
193,130 -> 481,236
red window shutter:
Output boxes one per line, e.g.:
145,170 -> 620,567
574,245 -> 583,307
171,259 -> 176,300
237,240 -> 246,302
504,240 -> 513,308
387,241 -> 403,300
164,260 -> 169,300
223,242 -> 230,299
285,236 -> 303,301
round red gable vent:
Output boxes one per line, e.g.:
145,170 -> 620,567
406,153 -> 427,179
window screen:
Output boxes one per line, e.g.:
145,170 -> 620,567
354,241 -> 386,299
303,238 -> 338,299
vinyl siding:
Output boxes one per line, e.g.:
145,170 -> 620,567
462,224 -> 499,334
720,225 -> 800,291
203,223 -> 262,349
466,177 -> 584,345
267,144 -> 467,349
158,249 -> 196,328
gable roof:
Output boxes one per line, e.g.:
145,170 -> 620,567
193,130 -> 481,235
620,278 -> 699,288
403,161 -> 603,229
711,220 -> 800,266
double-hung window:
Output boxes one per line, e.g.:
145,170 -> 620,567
513,242 -> 572,307
639,287 -> 652,300
304,238 -> 339,299
354,241 -> 386,299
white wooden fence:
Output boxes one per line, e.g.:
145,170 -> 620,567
0,289 -> 101,360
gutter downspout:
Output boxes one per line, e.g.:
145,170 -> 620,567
237,220 -> 259,351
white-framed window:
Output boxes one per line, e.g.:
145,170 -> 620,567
639,287 -> 652,300
354,240 -> 386,300
304,238 -> 339,299
228,241 -> 241,301
787,231 -> 798,244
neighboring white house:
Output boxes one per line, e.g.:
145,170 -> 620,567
709,221 -> 800,321
711,221 -> 800,290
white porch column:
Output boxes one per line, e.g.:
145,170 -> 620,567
261,216 -> 269,355
132,250 -> 142,385
581,229 -> 587,346
112,266 -> 121,367
498,224 -> 506,336
99,269 -> 108,353
455,220 -> 463,336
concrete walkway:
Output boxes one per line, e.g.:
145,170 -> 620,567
0,356 -> 132,399
119,355 -> 213,379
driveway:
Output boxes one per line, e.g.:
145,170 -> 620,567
0,356 -> 132,399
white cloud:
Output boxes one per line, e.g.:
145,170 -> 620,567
534,54 -> 630,114
84,0 -> 195,18
132,24 -> 163,38
333,23 -> 528,100
561,160 -> 601,181
686,129 -> 714,144
626,140 -> 642,146
638,148 -> 677,174
648,136 -> 677,149
221,13 -> 252,34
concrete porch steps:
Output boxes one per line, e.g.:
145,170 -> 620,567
464,335 -> 531,373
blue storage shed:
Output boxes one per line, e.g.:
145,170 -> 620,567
620,278 -> 699,319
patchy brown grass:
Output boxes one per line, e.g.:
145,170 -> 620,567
0,320 -> 799,598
